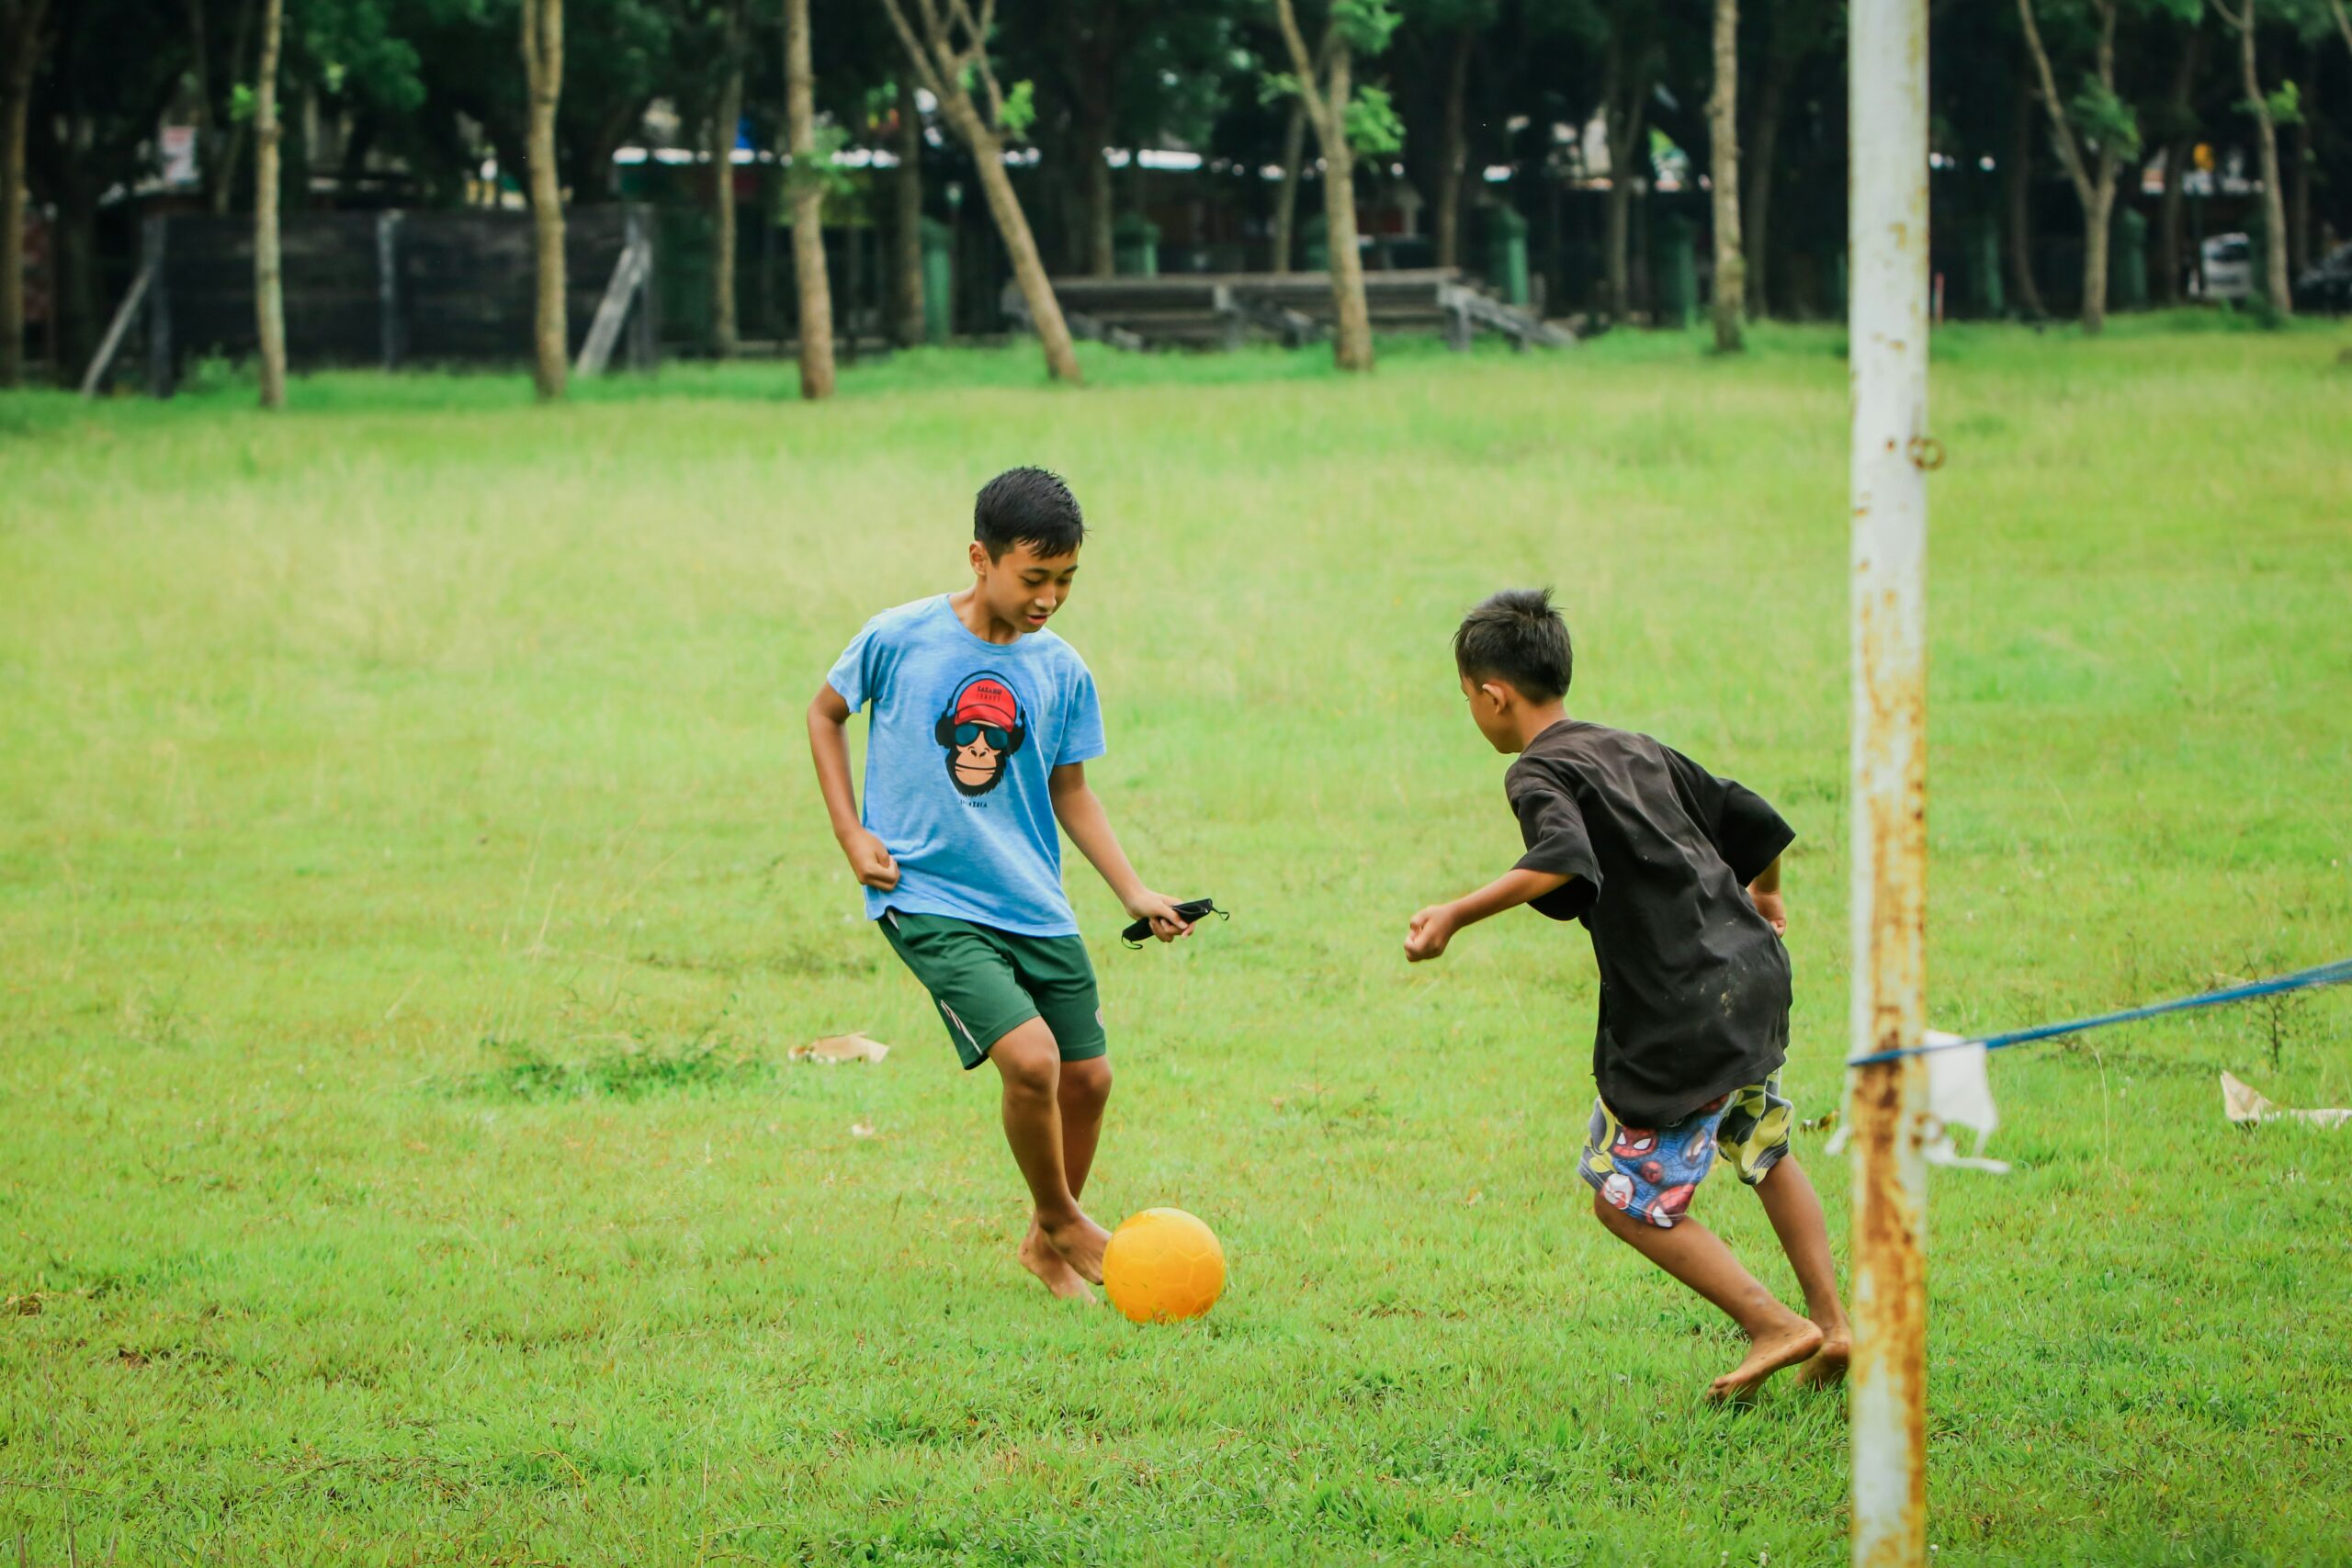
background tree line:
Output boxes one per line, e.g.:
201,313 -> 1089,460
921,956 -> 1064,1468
3,0 -> 2346,398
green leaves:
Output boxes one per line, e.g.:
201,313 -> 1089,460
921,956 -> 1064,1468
784,122 -> 856,201
1343,82 -> 1404,152
2263,78 -> 2302,128
2067,79 -> 2141,161
1000,77 -> 1037,139
1334,0 -> 1401,53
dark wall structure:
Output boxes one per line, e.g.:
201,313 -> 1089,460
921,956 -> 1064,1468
126,205 -> 656,391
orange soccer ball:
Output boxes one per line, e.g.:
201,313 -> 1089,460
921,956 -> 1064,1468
1102,1208 -> 1227,1324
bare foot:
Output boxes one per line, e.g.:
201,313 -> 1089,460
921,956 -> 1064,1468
1041,1211 -> 1112,1285
1797,1328 -> 1851,1390
1707,1314 -> 1826,1404
1018,1221 -> 1097,1303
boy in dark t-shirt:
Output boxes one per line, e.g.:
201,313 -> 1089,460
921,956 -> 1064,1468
1404,589 -> 1851,1402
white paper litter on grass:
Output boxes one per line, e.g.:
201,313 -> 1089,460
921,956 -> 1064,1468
791,1033 -> 891,1065
2221,1072 -> 2352,1130
1827,1030 -> 2009,1174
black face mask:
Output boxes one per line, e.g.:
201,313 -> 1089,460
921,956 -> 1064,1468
1121,898 -> 1227,949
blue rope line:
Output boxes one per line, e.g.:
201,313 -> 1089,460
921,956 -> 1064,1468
1845,957 -> 2352,1068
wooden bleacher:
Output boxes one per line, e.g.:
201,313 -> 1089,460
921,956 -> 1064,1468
1001,269 -> 1575,355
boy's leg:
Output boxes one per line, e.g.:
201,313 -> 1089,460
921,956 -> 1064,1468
1753,1156 -> 1853,1386
1057,1056 -> 1113,1198
1592,1194 -> 1824,1402
1016,1056 -> 1113,1301
989,1019 -> 1111,1286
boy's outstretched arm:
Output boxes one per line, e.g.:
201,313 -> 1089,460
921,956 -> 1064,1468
1404,868 -> 1571,963
1047,762 -> 1193,942
807,684 -> 899,890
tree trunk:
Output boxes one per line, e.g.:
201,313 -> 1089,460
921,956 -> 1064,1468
253,0 -> 286,406
2007,73 -> 2049,319
894,75 -> 923,345
1320,105 -> 1372,369
1708,0 -> 1744,352
1603,177 -> 1632,321
210,0 -> 257,213
2154,20 -> 2204,307
785,0 -> 833,398
2237,2 -> 2290,312
1271,102 -> 1306,274
709,35 -> 741,357
190,0 -> 214,214
1600,33 -> 1652,323
1082,110 -> 1114,277
2288,51 -> 2312,272
1432,29 -> 1470,271
2018,0 -> 2118,333
1742,52 -> 1789,316
881,0 -> 1080,382
942,97 -> 1080,381
1272,1 -> 1370,368
2158,137 -> 2188,305
521,0 -> 566,399
0,0 -> 45,389
2082,155 -> 2115,334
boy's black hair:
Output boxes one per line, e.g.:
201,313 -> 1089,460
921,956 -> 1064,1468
975,468 -> 1087,559
1454,587 -> 1574,703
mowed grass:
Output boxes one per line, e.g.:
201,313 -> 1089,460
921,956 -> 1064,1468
2,321 -> 2349,1566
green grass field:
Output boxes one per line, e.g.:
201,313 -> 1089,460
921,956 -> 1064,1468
4,321 -> 2349,1565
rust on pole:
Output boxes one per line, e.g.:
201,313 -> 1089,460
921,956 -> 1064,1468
1846,0 -> 1932,1564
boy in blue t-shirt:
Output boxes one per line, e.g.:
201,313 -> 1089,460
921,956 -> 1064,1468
808,468 -> 1193,1301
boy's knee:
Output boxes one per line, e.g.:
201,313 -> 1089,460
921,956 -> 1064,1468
1060,1055 -> 1111,1109
989,1022 -> 1061,1098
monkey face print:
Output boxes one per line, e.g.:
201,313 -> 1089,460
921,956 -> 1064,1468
934,672 -> 1028,797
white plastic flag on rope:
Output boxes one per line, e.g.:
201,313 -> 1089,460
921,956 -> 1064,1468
1831,1030 -> 2009,1174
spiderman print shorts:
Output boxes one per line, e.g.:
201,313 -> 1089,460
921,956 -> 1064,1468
1579,1075 -> 1793,1229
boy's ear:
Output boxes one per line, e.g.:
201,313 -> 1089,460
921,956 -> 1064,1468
1479,679 -> 1513,712
968,540 -> 990,574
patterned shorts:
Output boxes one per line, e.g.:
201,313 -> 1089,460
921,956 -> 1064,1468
1579,1075 -> 1794,1229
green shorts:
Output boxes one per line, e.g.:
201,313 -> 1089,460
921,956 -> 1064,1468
878,909 -> 1107,1071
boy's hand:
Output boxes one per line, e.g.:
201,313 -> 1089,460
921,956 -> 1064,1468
841,829 -> 899,891
1404,905 -> 1457,963
1749,886 -> 1787,936
1122,889 -> 1194,942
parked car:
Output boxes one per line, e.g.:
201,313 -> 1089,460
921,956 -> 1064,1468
2192,233 -> 2254,302
2292,243 -> 2352,315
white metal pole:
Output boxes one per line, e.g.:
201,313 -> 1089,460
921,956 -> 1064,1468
1847,0 -> 1932,1564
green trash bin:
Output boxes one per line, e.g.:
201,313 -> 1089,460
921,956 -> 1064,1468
1114,213 -> 1159,276
920,217 -> 955,344
1483,204 -> 1530,305
1653,213 -> 1696,329
2247,206 -> 2273,305
1301,212 -> 1329,273
2111,205 -> 2148,311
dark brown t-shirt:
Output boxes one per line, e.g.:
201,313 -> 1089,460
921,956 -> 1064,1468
1504,719 -> 1796,1128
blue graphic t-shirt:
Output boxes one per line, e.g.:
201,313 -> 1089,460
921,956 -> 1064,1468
826,595 -> 1107,937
